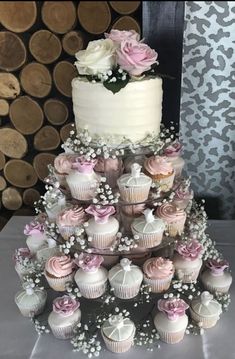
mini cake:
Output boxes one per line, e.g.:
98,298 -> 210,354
56,205 -> 87,240
15,284 -> 47,318
163,141 -> 185,178
24,221 -> 46,254
101,314 -> 136,353
14,248 -> 35,280
108,258 -> 143,299
144,156 -> 175,192
189,291 -> 222,328
44,189 -> 66,221
131,208 -> 165,248
173,179 -> 194,210
117,163 -> 152,203
66,156 -> 100,200
143,257 -> 174,293
54,153 -> 74,188
74,253 -> 107,298
85,205 -> 119,249
48,295 -> 81,339
44,255 -> 75,291
36,237 -> 60,262
154,298 -> 189,344
173,240 -> 203,283
201,259 -> 232,294
155,203 -> 186,237
94,157 -> 123,188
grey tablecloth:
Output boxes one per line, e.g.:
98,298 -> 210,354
0,216 -> 234,359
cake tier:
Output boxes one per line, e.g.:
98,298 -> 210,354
72,77 -> 163,145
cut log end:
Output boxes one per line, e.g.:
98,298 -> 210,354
0,99 -> 9,116
0,32 -> 26,71
110,1 -> 140,15
23,188 -> 41,207
0,128 -> 28,159
29,30 -> 62,64
60,123 -> 74,142
42,1 -> 76,34
2,187 -> 23,210
44,99 -> 68,125
4,159 -> 38,188
34,125 -> 61,151
33,153 -> 56,181
53,61 -> 77,97
0,176 -> 7,191
78,1 -> 111,34
62,31 -> 84,56
0,151 -> 6,170
20,62 -> 52,98
112,16 -> 141,34
0,1 -> 37,33
0,73 -> 20,99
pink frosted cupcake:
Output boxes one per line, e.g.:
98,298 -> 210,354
173,240 -> 203,283
54,153 -> 74,188
56,206 -> 87,240
154,298 -> 189,344
163,141 -> 185,178
173,180 -> 194,210
201,259 -> 232,294
85,205 -> 119,249
94,157 -> 123,188
74,253 -> 108,298
66,156 -> 100,200
48,295 -> 81,339
44,255 -> 75,291
143,257 -> 174,292
155,203 -> 186,237
24,221 -> 46,255
144,156 -> 175,192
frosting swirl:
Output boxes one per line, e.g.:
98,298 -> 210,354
143,257 -> 174,279
24,221 -> 45,236
95,157 -> 122,172
57,206 -> 86,226
163,141 -> 183,158
158,298 -> 189,320
54,154 -> 73,174
85,204 -> 116,224
156,203 -> 186,223
144,156 -> 173,175
176,240 -> 203,261
45,256 -> 74,277
74,253 -> 103,272
53,295 -> 80,317
206,259 -> 229,276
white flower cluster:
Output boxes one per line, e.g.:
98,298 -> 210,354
22,261 -> 45,290
186,199 -> 208,237
186,322 -> 204,336
171,280 -> 201,301
133,284 -> 152,307
71,324 -> 102,358
135,320 -> 160,350
60,227 -> 85,255
93,177 -> 120,206
116,232 -> 138,252
44,220 -> 60,241
214,292 -> 231,312
31,318 -> 50,335
65,282 -> 82,300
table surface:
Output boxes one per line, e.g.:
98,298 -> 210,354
0,216 -> 235,359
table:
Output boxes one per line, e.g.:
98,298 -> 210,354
0,216 -> 234,359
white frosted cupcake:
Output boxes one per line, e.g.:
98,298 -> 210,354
154,298 -> 189,344
201,259 -> 232,294
172,179 -> 194,210
144,156 -> 175,192
54,153 -> 74,188
48,295 -> 81,339
74,253 -> 108,298
190,291 -> 222,328
24,221 -> 47,255
108,258 -> 143,299
101,314 -> 135,353
94,157 -> 123,188
131,209 -> 165,248
117,163 -> 152,203
155,203 -> 186,237
44,188 -> 66,221
36,237 -> 60,262
66,156 -> 100,200
15,284 -> 47,318
14,248 -> 35,280
44,255 -> 75,291
56,205 -> 87,240
143,257 -> 174,293
85,205 -> 119,249
163,141 -> 185,178
173,240 -> 203,283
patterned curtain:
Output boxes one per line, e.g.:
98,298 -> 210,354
180,1 -> 235,219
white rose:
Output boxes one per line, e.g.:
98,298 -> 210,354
74,39 -> 116,76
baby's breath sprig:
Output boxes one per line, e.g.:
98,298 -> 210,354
214,292 -> 231,312
115,232 -> 138,252
186,322 -> 204,336
22,260 -> 45,290
133,284 -> 152,307
185,199 -> 208,238
93,177 -> 120,206
170,280 -> 201,302
59,226 -> 85,255
65,282 -> 82,300
44,220 -> 60,241
135,320 -> 160,350
71,323 -> 102,358
31,317 -> 50,335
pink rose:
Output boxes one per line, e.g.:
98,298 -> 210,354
116,39 -> 158,76
164,141 -> 183,157
74,253 -> 103,272
53,295 -> 80,317
72,156 -> 97,174
85,205 -> 116,224
176,240 -> 203,261
206,259 -> 229,276
158,298 -> 189,320
24,221 -> 45,236
105,29 -> 140,44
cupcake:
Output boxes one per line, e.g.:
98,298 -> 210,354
24,221 -> 46,255
201,259 -> 232,294
101,314 -> 135,353
36,237 -> 60,262
56,205 -> 87,240
44,189 -> 66,221
54,153 -> 73,188
154,298 -> 189,344
155,203 -> 186,237
85,205 -> 119,249
117,163 -> 152,203
173,240 -> 203,283
120,203 -> 145,234
74,253 -> 108,298
15,284 -> 47,318
163,141 -> 185,178
144,156 -> 175,192
44,255 -> 75,291
189,291 -> 222,328
143,257 -> 174,293
131,209 -> 165,248
66,156 -> 100,200
173,179 -> 194,210
94,157 -> 123,188
14,248 -> 35,280
48,295 -> 81,339
108,258 -> 143,299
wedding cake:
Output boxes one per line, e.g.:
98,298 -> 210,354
13,30 -> 232,357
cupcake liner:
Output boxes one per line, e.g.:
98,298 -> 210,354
152,171 -> 175,192
55,172 -> 68,189
166,217 -> 186,237
111,283 -> 141,299
131,229 -> 163,249
17,301 -> 46,318
119,185 -> 151,203
189,309 -> 219,329
58,225 -> 76,241
102,331 -> 134,353
201,281 -> 230,294
88,233 -> 117,249
44,271 -> 75,292
157,329 -> 186,344
67,180 -> 98,201
50,323 -> 77,340
77,281 -> 107,299
175,265 -> 201,283
143,274 -> 173,293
